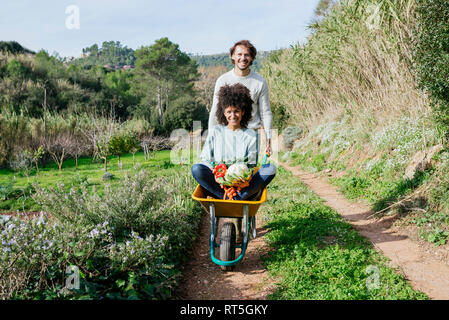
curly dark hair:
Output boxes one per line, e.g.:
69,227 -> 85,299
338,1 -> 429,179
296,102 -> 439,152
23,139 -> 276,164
230,40 -> 257,66
215,83 -> 253,128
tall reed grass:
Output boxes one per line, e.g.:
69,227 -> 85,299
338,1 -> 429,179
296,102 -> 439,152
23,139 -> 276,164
262,0 -> 428,135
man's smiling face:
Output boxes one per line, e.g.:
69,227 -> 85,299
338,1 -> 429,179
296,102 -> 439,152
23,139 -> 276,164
231,45 -> 253,71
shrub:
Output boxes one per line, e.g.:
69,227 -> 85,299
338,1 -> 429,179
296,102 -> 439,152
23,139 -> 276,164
108,132 -> 128,164
9,150 -> 33,177
413,0 -> 449,135
282,126 -> 303,150
102,172 -> 115,181
0,167 -> 201,299
0,113 -> 31,167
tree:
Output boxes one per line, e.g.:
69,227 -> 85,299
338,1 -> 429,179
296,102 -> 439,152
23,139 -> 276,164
67,137 -> 91,171
414,0 -> 449,135
195,65 -> 227,112
104,70 -> 137,119
124,132 -> 141,165
6,59 -> 29,80
134,37 -> 198,127
43,133 -> 72,172
108,132 -> 128,166
31,146 -> 44,176
162,96 -> 208,133
96,136 -> 112,172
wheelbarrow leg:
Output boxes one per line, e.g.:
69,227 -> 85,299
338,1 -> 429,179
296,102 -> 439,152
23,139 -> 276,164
242,204 -> 249,244
250,216 -> 257,239
209,203 -> 217,251
231,218 -> 243,243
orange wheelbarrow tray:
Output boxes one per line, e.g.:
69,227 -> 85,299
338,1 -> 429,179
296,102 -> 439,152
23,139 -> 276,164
191,184 -> 267,269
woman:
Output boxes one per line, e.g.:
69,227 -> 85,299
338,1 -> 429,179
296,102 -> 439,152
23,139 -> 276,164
191,83 -> 276,200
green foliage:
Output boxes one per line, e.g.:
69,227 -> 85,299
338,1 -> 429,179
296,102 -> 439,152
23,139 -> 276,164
6,59 -> 29,79
286,113 -> 439,238
413,0 -> 449,135
314,0 -> 338,17
108,133 -> 128,161
262,168 -> 428,300
161,95 -> 208,133
0,113 -> 31,167
0,41 -> 34,54
133,37 -> 200,134
261,0 -> 419,131
0,166 -> 201,300
75,41 -> 136,69
108,130 -> 142,165
190,51 -> 272,72
0,38 -> 210,142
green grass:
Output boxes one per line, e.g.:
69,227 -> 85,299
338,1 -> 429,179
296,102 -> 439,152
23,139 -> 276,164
261,167 -> 428,300
0,150 -> 183,213
286,145 -> 431,215
330,164 -> 431,214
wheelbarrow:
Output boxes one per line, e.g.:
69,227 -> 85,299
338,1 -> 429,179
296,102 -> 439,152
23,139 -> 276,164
191,154 -> 269,271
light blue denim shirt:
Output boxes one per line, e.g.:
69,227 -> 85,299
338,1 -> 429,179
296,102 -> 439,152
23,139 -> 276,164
200,125 -> 257,169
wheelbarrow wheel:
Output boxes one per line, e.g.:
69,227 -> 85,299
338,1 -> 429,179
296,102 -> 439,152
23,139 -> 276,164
220,222 -> 236,271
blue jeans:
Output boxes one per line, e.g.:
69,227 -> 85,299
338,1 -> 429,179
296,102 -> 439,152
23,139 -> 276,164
191,163 -> 277,200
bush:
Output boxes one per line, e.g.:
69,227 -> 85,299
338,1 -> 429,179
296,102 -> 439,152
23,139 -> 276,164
0,168 -> 201,299
0,113 -> 31,167
108,132 -> 129,163
413,0 -> 449,134
282,126 -> 303,149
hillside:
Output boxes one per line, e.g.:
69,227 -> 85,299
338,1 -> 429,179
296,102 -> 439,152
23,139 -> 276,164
69,40 -> 272,72
190,50 -> 272,72
263,0 -> 449,247
0,41 -> 34,55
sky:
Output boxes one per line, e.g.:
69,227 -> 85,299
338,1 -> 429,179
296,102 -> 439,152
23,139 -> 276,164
0,0 -> 321,58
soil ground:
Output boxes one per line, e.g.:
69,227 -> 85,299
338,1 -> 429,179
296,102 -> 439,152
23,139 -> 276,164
176,161 -> 449,300
175,214 -> 276,300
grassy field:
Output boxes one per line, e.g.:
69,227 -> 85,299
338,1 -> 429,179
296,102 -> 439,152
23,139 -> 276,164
0,150 -> 183,213
260,167 -> 428,300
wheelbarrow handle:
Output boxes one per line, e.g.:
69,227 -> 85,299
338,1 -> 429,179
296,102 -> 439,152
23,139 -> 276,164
261,152 -> 270,166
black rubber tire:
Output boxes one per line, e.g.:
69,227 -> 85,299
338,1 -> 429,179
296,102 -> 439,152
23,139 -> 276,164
220,222 -> 236,271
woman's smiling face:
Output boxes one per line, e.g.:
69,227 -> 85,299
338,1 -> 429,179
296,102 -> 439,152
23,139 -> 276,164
224,105 -> 244,129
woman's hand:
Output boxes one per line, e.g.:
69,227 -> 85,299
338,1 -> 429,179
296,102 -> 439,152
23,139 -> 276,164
265,139 -> 272,155
235,179 -> 250,193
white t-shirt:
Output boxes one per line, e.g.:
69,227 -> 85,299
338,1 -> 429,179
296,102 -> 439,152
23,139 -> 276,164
208,69 -> 272,140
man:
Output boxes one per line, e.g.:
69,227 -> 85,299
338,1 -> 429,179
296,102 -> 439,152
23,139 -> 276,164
208,40 -> 273,155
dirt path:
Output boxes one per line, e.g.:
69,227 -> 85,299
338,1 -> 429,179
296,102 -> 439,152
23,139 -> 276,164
176,161 -> 449,300
279,161 -> 449,300
175,212 -> 275,300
